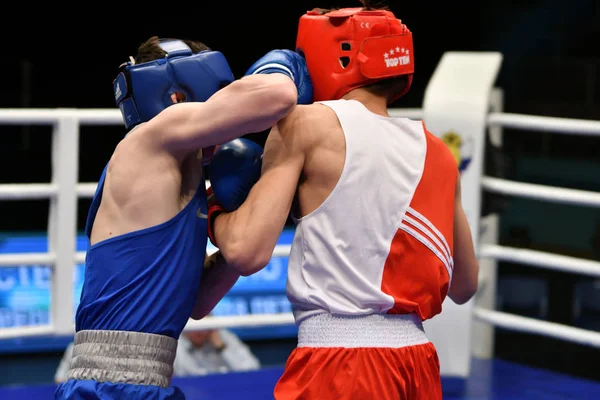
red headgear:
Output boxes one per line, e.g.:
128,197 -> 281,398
296,7 -> 414,103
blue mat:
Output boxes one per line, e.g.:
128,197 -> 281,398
0,359 -> 598,399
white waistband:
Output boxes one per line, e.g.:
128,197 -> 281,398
297,313 -> 429,348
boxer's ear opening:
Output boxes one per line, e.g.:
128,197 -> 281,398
171,92 -> 187,103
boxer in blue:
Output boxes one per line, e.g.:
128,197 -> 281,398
54,36 -> 312,399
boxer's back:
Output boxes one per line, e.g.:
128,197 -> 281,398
76,127 -> 208,339
288,99 -> 458,323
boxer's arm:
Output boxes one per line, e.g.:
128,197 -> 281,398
212,113 -> 305,276
448,178 -> 479,304
145,74 -> 297,152
190,251 -> 240,320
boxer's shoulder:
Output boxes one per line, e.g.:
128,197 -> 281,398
276,104 -> 336,149
113,123 -> 182,166
282,103 -> 334,124
105,127 -> 182,202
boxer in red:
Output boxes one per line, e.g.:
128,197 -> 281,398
208,2 -> 480,398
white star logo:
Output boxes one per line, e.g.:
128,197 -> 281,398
395,47 -> 400,53
384,52 -> 389,58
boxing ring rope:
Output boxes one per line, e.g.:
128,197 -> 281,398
472,309 -> 600,348
480,177 -> 600,208
0,108 -> 600,355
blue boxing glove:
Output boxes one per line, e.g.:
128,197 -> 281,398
207,139 -> 263,246
245,50 -> 313,105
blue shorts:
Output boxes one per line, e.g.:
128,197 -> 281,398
55,379 -> 185,400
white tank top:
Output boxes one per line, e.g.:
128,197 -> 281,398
287,99 -> 453,323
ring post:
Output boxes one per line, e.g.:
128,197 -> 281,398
49,110 -> 80,335
420,52 -> 503,378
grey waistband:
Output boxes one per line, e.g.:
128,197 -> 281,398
67,330 -> 178,388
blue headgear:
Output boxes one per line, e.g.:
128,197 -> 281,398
113,39 -> 235,130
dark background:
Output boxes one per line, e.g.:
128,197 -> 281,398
1,0 -> 600,385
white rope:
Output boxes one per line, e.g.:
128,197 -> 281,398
4,307 -> 600,345
480,244 -> 600,277
184,313 -> 295,331
473,308 -> 600,348
207,245 -> 292,259
0,252 -> 56,267
386,109 -> 600,136
77,183 -> 98,198
0,325 -> 57,339
481,177 -> 600,208
0,314 -> 295,339
0,184 -> 57,200
270,245 -> 292,258
1,108 -> 599,135
6,177 -> 600,213
0,109 -> 69,125
488,112 -> 600,136
0,109 -> 123,125
74,252 -> 85,264
4,307 -> 600,347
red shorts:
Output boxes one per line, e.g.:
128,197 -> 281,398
273,314 -> 442,400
